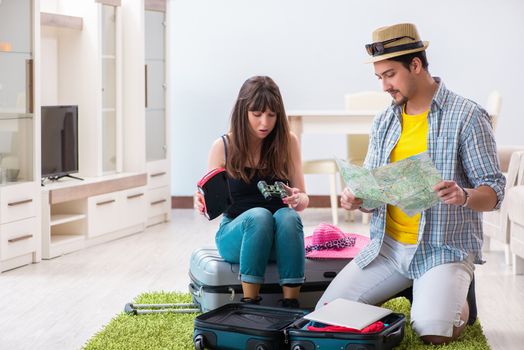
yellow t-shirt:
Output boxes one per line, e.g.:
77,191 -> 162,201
385,107 -> 429,244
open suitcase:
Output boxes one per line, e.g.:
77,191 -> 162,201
193,303 -> 405,350
189,248 -> 351,312
193,303 -> 307,350
287,312 -> 405,350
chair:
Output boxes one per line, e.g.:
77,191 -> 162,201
485,90 -> 502,129
506,156 -> 524,275
302,159 -> 340,225
483,147 -> 524,265
343,91 -> 392,223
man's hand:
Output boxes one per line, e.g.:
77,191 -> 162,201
433,180 -> 466,206
340,187 -> 364,211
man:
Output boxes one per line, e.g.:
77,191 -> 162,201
316,23 -> 506,345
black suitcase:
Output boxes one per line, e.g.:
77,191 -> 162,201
193,303 -> 308,350
287,312 -> 406,350
193,302 -> 405,350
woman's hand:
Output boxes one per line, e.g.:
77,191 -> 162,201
194,191 -> 205,215
282,185 -> 301,208
340,187 -> 364,211
282,184 -> 308,210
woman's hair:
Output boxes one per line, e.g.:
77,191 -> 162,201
226,76 -> 292,182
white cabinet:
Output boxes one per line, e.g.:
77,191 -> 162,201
0,218 -> 37,261
40,0 -> 122,178
42,173 -> 146,259
0,0 -> 172,271
122,187 -> 147,228
87,186 -> 146,238
145,7 -> 167,162
0,0 -> 33,114
0,182 -> 40,272
144,1 -> 170,225
100,3 -> 121,174
121,0 -> 170,226
0,182 -> 37,223
42,193 -> 85,259
147,185 -> 170,222
146,159 -> 170,225
0,0 -> 41,273
87,192 -> 120,238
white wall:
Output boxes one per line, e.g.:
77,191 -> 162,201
169,0 -> 524,196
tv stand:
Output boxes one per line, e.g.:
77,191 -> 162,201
41,173 -> 148,259
60,174 -> 84,181
42,174 -> 85,186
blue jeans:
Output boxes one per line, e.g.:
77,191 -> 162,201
216,207 -> 305,285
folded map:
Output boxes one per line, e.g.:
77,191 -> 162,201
336,152 -> 442,216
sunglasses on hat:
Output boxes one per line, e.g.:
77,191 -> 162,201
365,36 -> 422,57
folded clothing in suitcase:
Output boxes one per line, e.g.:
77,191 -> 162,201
189,248 -> 351,312
193,303 -> 307,350
287,312 -> 406,350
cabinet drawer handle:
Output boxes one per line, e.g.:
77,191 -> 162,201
8,199 -> 33,206
8,234 -> 33,243
151,199 -> 167,206
96,199 -> 116,206
127,193 -> 144,199
150,172 -> 166,178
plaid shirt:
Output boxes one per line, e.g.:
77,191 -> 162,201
356,78 -> 506,279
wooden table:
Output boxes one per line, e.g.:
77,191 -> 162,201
287,110 -> 378,141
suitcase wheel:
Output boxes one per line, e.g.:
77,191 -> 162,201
255,345 -> 268,350
194,334 -> 205,350
291,346 -> 304,350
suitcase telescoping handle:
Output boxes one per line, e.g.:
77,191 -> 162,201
124,302 -> 200,315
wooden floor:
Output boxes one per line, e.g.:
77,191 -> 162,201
0,209 -> 522,349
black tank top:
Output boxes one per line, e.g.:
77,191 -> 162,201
221,135 -> 288,219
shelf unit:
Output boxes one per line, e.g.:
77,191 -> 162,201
40,12 -> 83,29
41,173 -> 146,259
0,0 -> 41,273
144,0 -> 171,225
0,0 -> 172,270
121,0 -> 171,226
40,0 -> 123,178
50,213 -> 87,226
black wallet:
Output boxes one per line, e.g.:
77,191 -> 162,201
197,168 -> 232,220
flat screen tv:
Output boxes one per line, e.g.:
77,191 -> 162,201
41,105 -> 79,180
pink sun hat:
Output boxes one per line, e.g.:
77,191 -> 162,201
304,223 -> 370,259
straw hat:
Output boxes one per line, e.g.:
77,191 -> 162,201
365,23 -> 429,63
304,223 -> 369,259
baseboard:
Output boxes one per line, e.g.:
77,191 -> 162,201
170,195 -> 338,209
307,195 -> 341,208
172,196 -> 193,208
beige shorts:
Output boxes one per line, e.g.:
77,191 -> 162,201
316,235 -> 474,337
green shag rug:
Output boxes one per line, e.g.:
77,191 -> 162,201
83,292 -> 490,350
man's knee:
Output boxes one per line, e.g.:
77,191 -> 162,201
420,335 -> 452,345
413,297 -> 469,344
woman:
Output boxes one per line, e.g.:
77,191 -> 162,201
195,76 -> 309,307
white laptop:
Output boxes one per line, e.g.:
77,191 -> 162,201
304,298 -> 392,330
